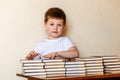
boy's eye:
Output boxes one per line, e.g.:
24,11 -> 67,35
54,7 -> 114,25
58,24 -> 63,27
50,23 -> 54,26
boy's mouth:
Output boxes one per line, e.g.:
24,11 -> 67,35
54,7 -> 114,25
52,31 -> 58,33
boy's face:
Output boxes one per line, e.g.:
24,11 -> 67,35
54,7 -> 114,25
44,18 -> 65,39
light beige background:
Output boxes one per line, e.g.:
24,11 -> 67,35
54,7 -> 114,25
0,0 -> 120,80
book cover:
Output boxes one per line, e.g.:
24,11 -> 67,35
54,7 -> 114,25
46,68 -> 65,72
45,62 -> 65,65
86,68 -> 103,72
65,64 -> 85,68
20,59 -> 42,63
66,67 -> 86,71
66,73 -> 86,76
102,55 -> 118,59
65,61 -> 84,65
24,72 -> 46,76
22,66 -> 44,69
86,71 -> 104,75
46,73 -> 65,77
105,71 -> 120,74
66,70 -> 85,74
103,61 -> 120,65
85,66 -> 104,69
42,59 -> 65,63
46,71 -> 65,75
85,63 -> 103,67
85,60 -> 103,64
45,64 -> 64,68
103,58 -> 120,62
75,57 -> 102,61
104,64 -> 120,68
23,63 -> 44,66
24,69 -> 46,72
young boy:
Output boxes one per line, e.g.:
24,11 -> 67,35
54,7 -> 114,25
26,7 -> 79,60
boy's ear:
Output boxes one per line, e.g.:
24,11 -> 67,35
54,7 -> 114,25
63,25 -> 66,29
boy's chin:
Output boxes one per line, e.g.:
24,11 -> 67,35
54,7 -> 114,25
48,34 -> 61,39
51,35 -> 61,38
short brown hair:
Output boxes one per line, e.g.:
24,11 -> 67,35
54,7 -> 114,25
44,7 -> 66,25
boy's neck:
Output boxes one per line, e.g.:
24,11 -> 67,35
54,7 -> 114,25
47,36 -> 61,40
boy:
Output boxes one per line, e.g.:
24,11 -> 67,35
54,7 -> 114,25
26,7 -> 79,60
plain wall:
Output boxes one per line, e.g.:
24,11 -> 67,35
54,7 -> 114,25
0,0 -> 120,80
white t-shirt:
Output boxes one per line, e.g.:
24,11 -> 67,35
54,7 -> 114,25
34,37 -> 74,59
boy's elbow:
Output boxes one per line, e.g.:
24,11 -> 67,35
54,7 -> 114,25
74,51 -> 79,58
76,52 -> 79,58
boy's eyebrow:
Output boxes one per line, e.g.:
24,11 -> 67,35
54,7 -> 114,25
48,21 -> 63,24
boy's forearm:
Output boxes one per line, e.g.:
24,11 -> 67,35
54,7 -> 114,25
56,50 -> 79,58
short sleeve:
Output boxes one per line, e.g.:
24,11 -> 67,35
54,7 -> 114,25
63,37 -> 75,50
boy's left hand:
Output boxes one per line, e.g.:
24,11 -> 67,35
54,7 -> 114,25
43,52 -> 57,59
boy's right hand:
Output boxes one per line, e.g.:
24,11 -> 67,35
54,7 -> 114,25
25,51 -> 39,60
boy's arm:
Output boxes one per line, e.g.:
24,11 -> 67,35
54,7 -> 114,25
56,46 -> 79,58
43,46 -> 79,59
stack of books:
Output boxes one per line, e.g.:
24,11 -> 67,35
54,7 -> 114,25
65,61 -> 86,77
102,55 -> 120,74
20,55 -> 120,78
21,59 -> 46,78
43,59 -> 66,78
76,57 -> 104,76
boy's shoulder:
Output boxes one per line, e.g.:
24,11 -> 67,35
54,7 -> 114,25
61,36 -> 72,41
61,36 -> 71,40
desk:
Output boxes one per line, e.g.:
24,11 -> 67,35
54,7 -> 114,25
17,73 -> 120,80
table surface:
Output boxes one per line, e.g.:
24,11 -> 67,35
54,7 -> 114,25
16,73 -> 120,80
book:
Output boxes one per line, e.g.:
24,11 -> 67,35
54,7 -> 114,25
24,69 -> 46,73
45,62 -> 65,65
31,75 -> 46,78
104,67 -> 120,71
86,68 -> 103,72
46,68 -> 65,72
23,63 -> 44,66
103,58 -> 120,62
85,63 -> 103,67
66,73 -> 85,76
66,70 -> 85,74
105,71 -> 120,74
45,76 -> 65,79
24,72 -> 46,76
46,73 -> 65,77
46,71 -> 65,75
22,66 -> 44,69
85,60 -> 103,64
75,57 -> 102,61
42,59 -> 65,63
86,72 -> 104,75
85,66 -> 104,69
103,61 -> 120,65
102,55 -> 118,59
66,67 -> 86,71
65,64 -> 84,68
104,64 -> 120,68
45,64 -> 64,68
20,59 -> 42,63
65,61 -> 84,65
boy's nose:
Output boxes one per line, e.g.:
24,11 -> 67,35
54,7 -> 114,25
54,25 -> 58,30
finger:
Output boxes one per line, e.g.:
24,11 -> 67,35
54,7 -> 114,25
43,55 -> 50,59
26,54 -> 32,59
51,55 -> 55,59
31,52 -> 39,57
26,52 -> 37,60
